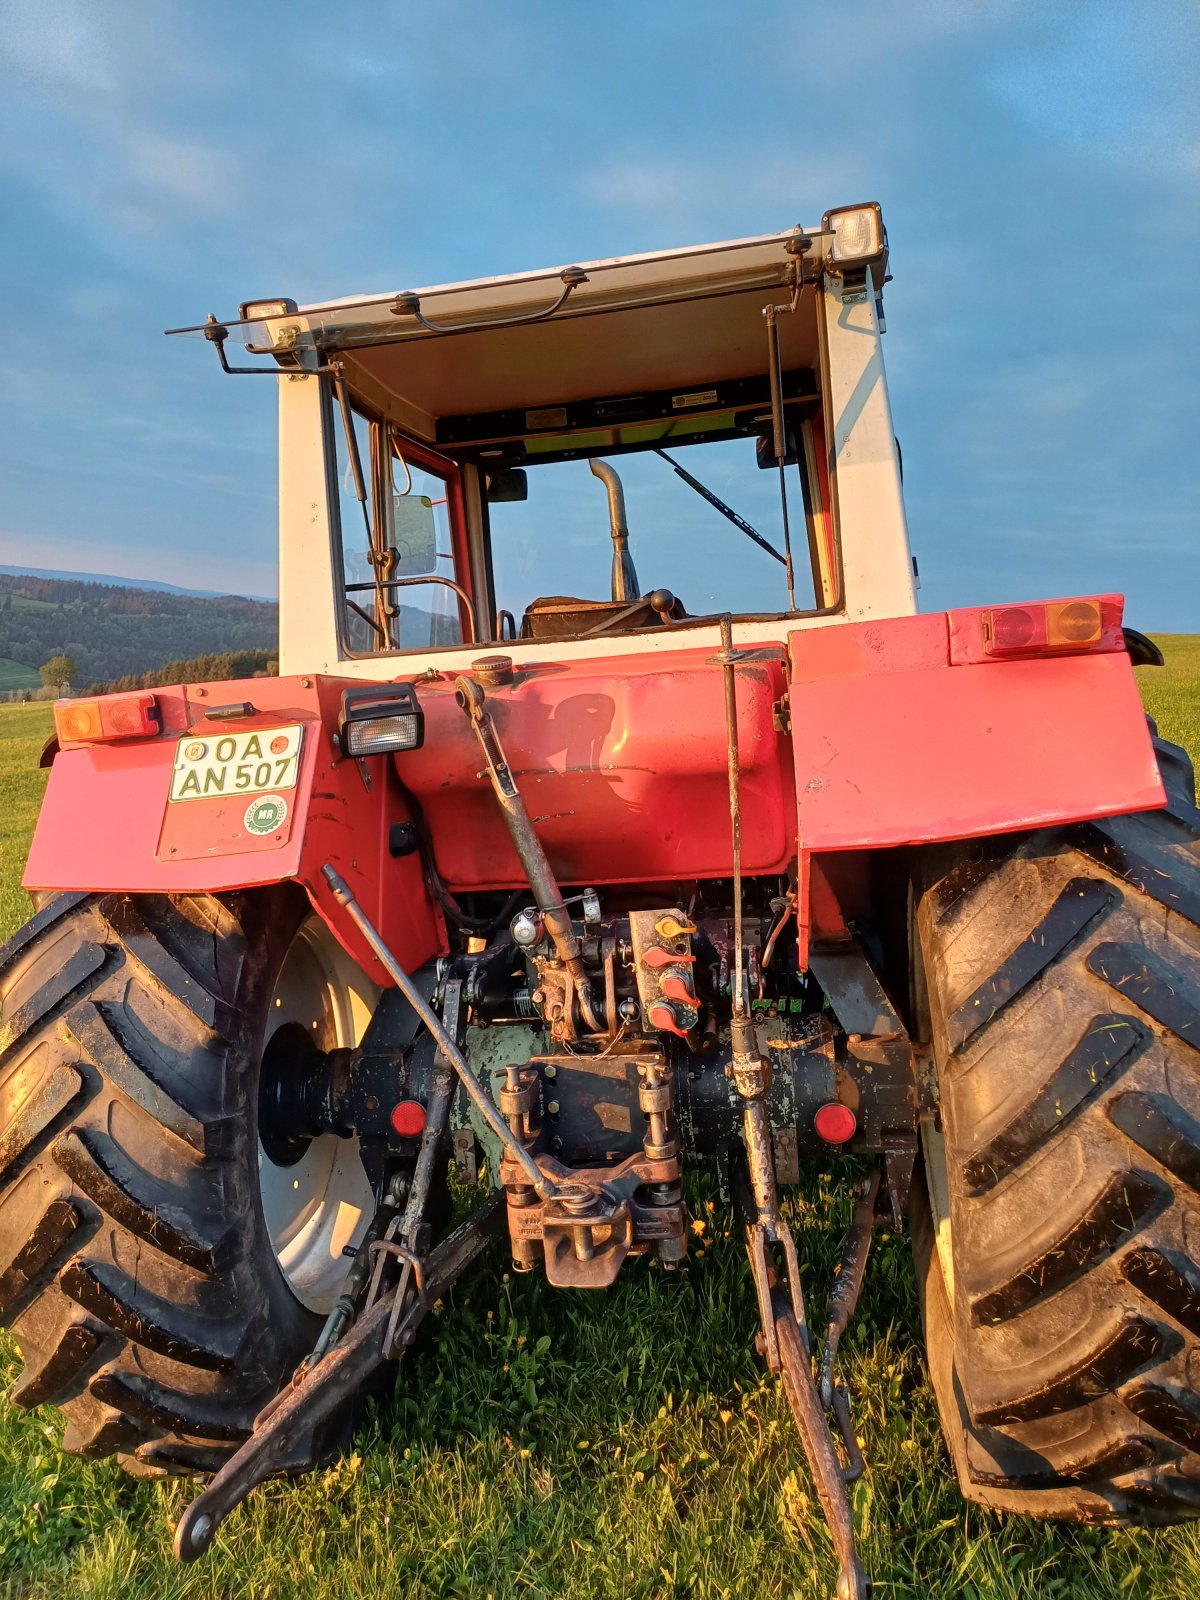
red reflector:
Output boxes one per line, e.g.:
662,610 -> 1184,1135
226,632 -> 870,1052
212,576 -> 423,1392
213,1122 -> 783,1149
54,693 -> 159,745
813,1102 -> 857,1144
985,605 -> 1044,653
390,1100 -> 426,1138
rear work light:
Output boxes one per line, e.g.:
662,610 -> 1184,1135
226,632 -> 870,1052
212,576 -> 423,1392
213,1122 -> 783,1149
54,693 -> 160,745
339,683 -> 425,758
821,202 -> 886,267
982,599 -> 1104,657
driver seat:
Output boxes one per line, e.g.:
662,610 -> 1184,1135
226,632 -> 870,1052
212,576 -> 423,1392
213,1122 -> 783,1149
520,593 -> 684,640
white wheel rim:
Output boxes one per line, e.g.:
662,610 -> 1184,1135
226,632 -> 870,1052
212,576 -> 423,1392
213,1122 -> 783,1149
258,918 -> 379,1313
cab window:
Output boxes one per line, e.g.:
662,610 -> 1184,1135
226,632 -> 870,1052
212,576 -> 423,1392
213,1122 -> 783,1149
332,393 -> 465,653
485,413 -> 834,631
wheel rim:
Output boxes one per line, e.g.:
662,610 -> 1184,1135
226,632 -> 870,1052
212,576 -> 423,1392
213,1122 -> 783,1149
257,918 -> 379,1314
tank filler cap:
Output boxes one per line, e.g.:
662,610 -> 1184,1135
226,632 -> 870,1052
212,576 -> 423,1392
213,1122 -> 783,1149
472,655 -> 514,687
511,909 -> 545,948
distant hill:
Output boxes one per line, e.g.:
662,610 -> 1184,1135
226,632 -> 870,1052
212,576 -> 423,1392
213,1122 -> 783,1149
0,565 -> 271,602
0,573 -> 277,691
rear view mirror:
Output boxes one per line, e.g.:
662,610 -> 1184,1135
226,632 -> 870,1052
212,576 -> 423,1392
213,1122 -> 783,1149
486,466 -> 528,503
392,495 -> 439,575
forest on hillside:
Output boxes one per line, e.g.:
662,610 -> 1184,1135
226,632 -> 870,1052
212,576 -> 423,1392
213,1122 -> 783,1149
0,574 -> 277,689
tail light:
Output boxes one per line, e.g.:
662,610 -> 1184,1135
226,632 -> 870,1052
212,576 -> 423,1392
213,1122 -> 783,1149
983,599 -> 1104,656
949,595 -> 1123,665
55,693 -> 160,746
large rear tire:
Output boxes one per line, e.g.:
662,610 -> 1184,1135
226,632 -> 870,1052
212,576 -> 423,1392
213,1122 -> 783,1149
913,736 -> 1200,1522
0,886 -> 374,1475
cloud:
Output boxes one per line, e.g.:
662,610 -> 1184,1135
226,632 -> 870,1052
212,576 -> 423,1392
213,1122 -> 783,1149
0,0 -> 1196,626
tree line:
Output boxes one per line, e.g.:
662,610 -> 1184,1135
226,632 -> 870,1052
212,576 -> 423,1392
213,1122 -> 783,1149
88,649 -> 278,694
1,649 -> 278,703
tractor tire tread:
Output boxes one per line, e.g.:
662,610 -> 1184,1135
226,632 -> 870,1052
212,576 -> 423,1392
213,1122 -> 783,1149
915,731 -> 1200,1522
0,890 -> 317,1472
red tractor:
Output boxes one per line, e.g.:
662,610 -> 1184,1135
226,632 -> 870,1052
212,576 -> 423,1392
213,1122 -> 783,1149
3,205 -> 1196,1597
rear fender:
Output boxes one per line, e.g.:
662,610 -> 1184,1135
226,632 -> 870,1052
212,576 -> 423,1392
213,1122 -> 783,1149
23,674 -> 444,978
789,598 -> 1165,962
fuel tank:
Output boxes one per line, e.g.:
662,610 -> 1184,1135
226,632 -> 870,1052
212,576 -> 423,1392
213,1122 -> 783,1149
396,645 -> 796,890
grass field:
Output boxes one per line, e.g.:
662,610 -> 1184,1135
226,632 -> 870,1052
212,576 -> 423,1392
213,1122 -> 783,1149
0,643 -> 1197,1600
0,662 -> 41,693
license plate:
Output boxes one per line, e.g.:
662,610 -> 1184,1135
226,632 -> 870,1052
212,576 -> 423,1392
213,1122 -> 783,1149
169,725 -> 303,803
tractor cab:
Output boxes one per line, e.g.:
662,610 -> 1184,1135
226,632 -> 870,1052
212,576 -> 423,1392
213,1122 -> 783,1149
174,203 -> 915,675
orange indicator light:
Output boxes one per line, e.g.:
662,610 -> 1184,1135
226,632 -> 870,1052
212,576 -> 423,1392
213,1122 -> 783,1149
54,693 -> 160,746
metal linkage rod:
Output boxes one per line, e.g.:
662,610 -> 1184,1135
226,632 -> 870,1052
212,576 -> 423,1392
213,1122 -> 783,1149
454,679 -> 603,1033
719,615 -> 746,1023
322,865 -> 553,1199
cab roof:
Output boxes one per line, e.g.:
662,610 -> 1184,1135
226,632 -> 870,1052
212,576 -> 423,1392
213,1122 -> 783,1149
176,215 -> 886,446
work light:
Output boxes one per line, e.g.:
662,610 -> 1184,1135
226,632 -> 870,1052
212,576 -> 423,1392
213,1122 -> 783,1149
822,203 -> 885,267
238,298 -> 298,323
339,683 -> 425,757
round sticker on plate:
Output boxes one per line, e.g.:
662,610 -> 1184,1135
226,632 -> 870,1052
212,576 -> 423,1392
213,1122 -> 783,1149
184,740 -> 207,761
244,795 -> 288,836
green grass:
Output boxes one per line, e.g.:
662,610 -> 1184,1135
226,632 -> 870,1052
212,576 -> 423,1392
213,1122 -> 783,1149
0,662 -> 41,693
1137,635 -> 1200,766
0,704 -> 51,938
0,644 -> 1198,1599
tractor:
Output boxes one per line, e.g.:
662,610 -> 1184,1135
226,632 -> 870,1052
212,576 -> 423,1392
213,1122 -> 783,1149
2,203 -> 1197,1598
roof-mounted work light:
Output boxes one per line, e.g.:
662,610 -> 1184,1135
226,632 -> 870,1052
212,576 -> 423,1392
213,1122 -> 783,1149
238,298 -> 299,323
821,203 -> 886,269
338,683 -> 425,758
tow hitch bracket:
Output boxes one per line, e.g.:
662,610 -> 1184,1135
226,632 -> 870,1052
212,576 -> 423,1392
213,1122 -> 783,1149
173,1189 -> 503,1561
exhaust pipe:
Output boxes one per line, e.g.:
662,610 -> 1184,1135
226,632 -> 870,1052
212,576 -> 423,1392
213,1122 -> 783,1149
589,459 -> 639,602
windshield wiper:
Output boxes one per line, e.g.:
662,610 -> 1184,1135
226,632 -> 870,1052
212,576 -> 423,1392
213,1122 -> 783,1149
652,448 -> 786,567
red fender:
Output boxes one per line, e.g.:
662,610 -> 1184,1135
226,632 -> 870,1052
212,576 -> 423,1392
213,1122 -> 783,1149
789,596 -> 1165,962
24,674 -> 444,979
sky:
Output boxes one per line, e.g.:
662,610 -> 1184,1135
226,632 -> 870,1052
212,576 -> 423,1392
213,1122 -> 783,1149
1,0 -> 1197,627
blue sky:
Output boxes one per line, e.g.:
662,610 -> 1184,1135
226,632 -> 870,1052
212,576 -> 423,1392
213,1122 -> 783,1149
2,1 -> 1197,626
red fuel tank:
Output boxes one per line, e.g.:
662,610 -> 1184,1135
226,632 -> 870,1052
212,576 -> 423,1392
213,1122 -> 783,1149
397,646 -> 796,890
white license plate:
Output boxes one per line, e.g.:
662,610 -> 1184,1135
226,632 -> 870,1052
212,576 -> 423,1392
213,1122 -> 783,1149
169,725 -> 303,803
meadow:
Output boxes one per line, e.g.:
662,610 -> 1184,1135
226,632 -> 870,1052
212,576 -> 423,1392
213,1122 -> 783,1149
0,641 -> 1197,1600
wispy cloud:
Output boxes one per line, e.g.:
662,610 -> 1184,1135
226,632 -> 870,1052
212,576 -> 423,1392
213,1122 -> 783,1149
0,0 -> 1196,622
